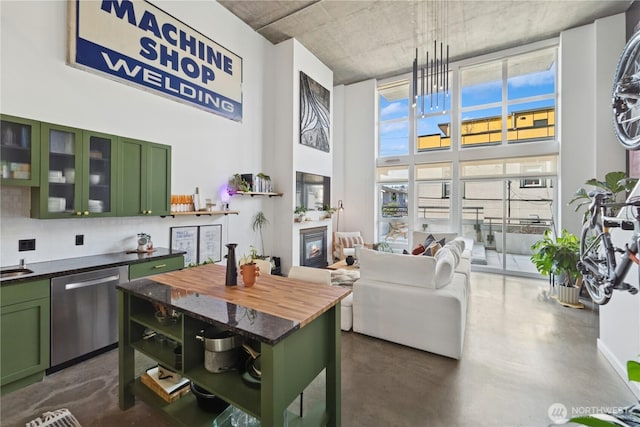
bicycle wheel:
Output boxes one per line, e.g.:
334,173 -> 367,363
579,220 -> 612,305
612,30 -> 640,150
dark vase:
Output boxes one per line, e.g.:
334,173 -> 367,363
225,243 -> 238,286
346,255 -> 355,265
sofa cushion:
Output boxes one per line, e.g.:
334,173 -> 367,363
359,248 -> 436,288
443,242 -> 461,266
341,235 -> 364,249
434,248 -> 455,288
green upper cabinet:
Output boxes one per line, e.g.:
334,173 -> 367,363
31,124 -> 118,219
0,114 -> 41,186
118,138 -> 171,217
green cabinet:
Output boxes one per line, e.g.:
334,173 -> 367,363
118,138 -> 171,217
129,255 -> 184,280
0,278 -> 50,395
0,114 -> 41,186
31,124 -> 118,219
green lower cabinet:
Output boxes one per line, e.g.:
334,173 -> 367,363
0,279 -> 50,395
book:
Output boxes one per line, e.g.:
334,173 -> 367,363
141,366 -> 190,403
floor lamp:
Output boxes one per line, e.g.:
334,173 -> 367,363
333,200 -> 344,260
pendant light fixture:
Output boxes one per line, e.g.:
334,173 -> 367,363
412,0 -> 450,116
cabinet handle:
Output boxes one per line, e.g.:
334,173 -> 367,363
153,264 -> 167,269
76,211 -> 82,216
141,210 -> 147,214
148,210 -> 152,214
84,211 -> 89,216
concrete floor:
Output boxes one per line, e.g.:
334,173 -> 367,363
1,273 -> 636,426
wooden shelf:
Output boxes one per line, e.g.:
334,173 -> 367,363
233,191 -> 283,197
162,211 -> 239,218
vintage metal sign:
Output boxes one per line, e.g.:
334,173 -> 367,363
68,0 -> 243,121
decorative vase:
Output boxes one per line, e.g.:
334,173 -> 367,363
240,263 -> 259,287
225,244 -> 238,286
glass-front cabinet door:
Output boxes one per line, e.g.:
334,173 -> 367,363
32,124 -> 117,218
84,131 -> 117,217
0,115 -> 40,186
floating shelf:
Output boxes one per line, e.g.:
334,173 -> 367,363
162,210 -> 239,218
233,191 -> 283,197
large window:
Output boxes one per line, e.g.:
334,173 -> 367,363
378,81 -> 410,157
376,40 -> 559,277
460,47 -> 556,147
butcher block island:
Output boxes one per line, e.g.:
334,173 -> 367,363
117,263 -> 351,427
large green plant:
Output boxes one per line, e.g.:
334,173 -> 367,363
569,171 -> 638,219
530,229 -> 581,286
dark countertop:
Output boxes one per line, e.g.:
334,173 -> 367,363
0,248 -> 186,285
118,278 -> 297,345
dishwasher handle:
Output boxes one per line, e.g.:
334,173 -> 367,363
64,274 -> 121,290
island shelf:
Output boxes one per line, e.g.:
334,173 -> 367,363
118,264 -> 350,426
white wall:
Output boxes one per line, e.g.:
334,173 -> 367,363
341,80 -> 377,244
0,0 -> 274,266
268,39 -> 333,274
558,14 -> 626,237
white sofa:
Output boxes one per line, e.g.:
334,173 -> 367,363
352,237 -> 470,359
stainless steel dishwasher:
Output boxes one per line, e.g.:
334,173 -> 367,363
50,265 -> 129,370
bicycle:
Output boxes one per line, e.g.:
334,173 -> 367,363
577,189 -> 640,305
613,30 -> 640,150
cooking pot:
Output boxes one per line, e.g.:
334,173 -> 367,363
196,328 -> 243,373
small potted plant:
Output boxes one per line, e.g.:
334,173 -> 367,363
530,229 -> 582,305
252,211 -> 269,257
238,253 -> 259,287
322,204 -> 336,219
294,206 -> 307,222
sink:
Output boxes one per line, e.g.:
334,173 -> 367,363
0,268 -> 34,278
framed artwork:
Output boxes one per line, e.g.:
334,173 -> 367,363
198,224 -> 222,263
300,71 -> 330,152
170,226 -> 198,266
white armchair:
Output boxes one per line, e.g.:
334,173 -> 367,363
333,231 -> 364,260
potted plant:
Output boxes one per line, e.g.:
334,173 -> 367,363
238,253 -> 259,287
252,211 -> 269,257
322,204 -> 336,219
569,171 -> 638,219
530,229 -> 582,305
294,206 -> 307,222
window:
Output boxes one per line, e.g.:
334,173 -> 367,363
375,40 -> 559,261
379,81 -> 410,157
459,47 -> 557,148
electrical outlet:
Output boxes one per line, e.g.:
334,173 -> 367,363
18,239 -> 35,251
75,234 -> 84,246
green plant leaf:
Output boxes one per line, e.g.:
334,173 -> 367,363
628,360 -> 640,382
568,416 -> 619,427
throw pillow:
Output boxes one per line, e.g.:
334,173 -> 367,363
423,234 -> 436,249
340,235 -> 364,249
411,244 -> 426,255
443,242 -> 461,266
423,242 -> 442,256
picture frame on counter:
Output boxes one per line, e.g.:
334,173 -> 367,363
198,224 -> 222,263
170,226 -> 198,266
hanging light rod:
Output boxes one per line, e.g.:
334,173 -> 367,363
412,0 -> 450,116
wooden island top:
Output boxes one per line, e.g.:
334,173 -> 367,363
118,263 -> 351,345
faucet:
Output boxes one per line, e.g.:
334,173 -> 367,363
19,258 -> 26,269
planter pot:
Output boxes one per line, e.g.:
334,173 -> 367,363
557,285 -> 580,305
240,264 -> 259,287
